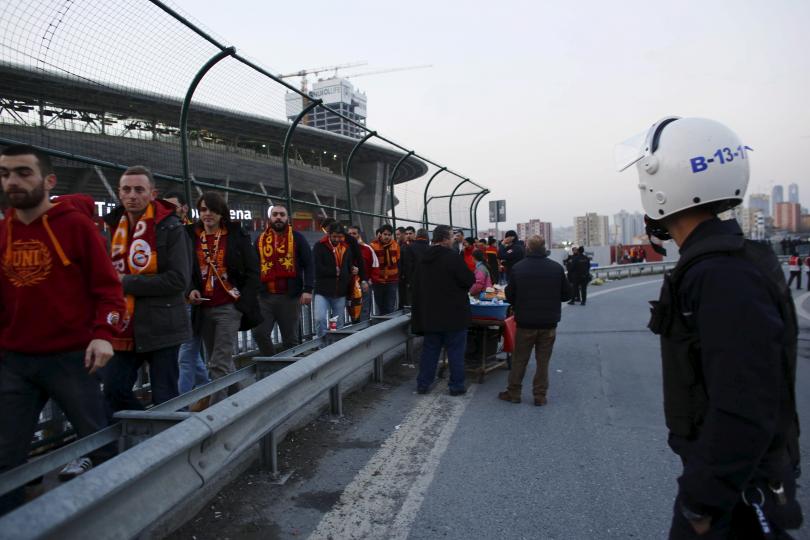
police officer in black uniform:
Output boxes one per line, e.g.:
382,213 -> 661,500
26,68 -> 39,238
619,117 -> 802,539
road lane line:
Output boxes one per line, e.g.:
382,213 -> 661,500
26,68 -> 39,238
308,385 -> 477,540
310,278 -> 661,539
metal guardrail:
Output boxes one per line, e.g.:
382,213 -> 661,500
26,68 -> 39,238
591,261 -> 676,280
591,255 -> 793,282
0,313 -> 412,540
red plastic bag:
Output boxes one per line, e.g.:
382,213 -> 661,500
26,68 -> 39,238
502,315 -> 517,353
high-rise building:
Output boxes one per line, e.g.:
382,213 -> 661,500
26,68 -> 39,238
516,219 -> 552,245
772,185 -> 784,217
285,77 -> 367,139
574,213 -> 609,246
774,202 -> 801,232
612,210 -> 645,245
748,193 -> 770,217
788,183 -> 799,204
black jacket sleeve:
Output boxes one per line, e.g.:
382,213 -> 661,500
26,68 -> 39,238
677,259 -> 784,515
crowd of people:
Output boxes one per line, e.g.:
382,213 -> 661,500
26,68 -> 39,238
1,112 -> 805,538
0,144 -> 543,512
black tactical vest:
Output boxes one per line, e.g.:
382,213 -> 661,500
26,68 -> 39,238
648,233 -> 800,471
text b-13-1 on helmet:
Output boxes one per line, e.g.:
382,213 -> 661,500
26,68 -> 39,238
615,116 -> 751,249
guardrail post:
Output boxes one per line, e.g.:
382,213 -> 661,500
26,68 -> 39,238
373,355 -> 384,383
260,430 -> 279,476
180,47 -> 235,208
330,384 -> 343,417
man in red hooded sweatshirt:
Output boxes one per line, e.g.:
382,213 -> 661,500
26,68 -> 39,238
0,145 -> 126,512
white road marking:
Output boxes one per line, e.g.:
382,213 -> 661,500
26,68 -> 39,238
562,278 -> 662,308
309,278 -> 664,539
309,385 -> 477,540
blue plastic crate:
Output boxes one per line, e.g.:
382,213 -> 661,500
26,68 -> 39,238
470,301 -> 510,320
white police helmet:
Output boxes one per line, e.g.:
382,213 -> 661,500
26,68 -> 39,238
615,117 -> 750,219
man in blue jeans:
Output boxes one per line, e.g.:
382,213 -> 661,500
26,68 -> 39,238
410,225 -> 475,395
312,222 -> 354,337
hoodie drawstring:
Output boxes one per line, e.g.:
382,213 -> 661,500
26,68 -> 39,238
42,214 -> 71,266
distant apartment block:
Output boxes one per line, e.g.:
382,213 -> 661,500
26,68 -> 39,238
516,219 -> 552,245
775,202 -> 801,232
612,210 -> 644,245
574,212 -> 609,246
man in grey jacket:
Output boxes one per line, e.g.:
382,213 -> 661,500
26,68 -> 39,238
102,166 -> 192,410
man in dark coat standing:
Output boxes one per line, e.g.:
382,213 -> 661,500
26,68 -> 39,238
567,246 -> 591,306
411,225 -> 474,396
498,230 -> 524,283
499,236 -> 571,405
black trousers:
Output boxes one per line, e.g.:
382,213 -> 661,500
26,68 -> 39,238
787,271 -> 802,290
575,280 -> 588,304
0,350 -> 111,515
102,346 -> 180,411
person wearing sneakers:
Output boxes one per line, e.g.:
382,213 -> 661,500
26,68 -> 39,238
0,145 -> 126,513
498,235 -> 571,406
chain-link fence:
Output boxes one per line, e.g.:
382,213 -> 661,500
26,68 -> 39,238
0,0 -> 490,237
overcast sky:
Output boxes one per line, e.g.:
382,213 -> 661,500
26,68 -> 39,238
171,0 -> 810,230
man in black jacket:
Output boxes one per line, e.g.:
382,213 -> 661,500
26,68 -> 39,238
252,205 -> 314,355
621,116 -> 802,538
499,236 -> 571,405
103,166 -> 192,410
567,246 -> 591,306
411,225 -> 474,396
312,222 -> 353,337
400,228 -> 430,306
498,230 -> 524,283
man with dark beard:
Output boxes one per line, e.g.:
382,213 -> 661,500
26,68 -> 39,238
252,205 -> 314,355
0,145 -> 125,512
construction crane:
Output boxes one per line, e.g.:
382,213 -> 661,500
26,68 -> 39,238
343,65 -> 433,79
278,61 -> 367,93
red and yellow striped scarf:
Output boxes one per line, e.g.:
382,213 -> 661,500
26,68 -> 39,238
110,203 -> 158,351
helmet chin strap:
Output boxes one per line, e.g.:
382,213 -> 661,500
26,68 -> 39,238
644,215 -> 670,256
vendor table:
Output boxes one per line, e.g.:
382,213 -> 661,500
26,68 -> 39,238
466,318 -> 510,383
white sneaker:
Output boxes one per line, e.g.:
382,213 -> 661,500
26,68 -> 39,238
58,457 -> 92,480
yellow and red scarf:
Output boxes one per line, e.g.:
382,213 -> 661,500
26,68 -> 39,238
257,225 -> 297,293
110,203 -> 158,351
197,227 -> 239,300
370,239 -> 400,283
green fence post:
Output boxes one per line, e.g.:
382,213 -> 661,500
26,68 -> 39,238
422,167 -> 447,228
179,47 -> 236,208
448,178 -> 471,232
282,99 -> 323,212
388,150 -> 414,228
344,131 -> 376,223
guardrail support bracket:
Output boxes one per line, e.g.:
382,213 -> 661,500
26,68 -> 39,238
330,384 -> 343,417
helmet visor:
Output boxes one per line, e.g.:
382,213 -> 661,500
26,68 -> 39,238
614,129 -> 649,172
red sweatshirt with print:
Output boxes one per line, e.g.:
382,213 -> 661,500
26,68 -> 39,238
0,201 -> 125,354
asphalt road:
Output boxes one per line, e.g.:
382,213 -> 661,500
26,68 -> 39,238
171,276 -> 810,540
